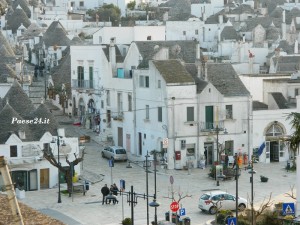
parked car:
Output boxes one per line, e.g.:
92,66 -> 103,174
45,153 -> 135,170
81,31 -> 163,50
198,191 -> 247,214
101,146 -> 128,161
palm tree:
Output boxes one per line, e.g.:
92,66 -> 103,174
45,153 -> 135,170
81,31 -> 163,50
286,112 -> 300,169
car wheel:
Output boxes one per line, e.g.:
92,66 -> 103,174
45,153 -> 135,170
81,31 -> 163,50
238,203 -> 246,211
101,152 -> 105,158
209,206 -> 217,215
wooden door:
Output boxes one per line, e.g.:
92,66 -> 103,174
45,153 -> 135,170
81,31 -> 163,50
40,168 -> 49,189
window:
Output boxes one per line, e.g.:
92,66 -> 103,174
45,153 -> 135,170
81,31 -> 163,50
158,80 -> 161,88
89,66 -> 93,88
79,1 -> 84,6
295,88 -> 299,97
181,140 -> 186,149
10,145 -> 17,157
106,90 -> 110,106
139,76 -> 149,88
158,107 -> 162,122
117,93 -> 123,113
77,66 -> 84,88
225,140 -> 234,156
147,36 -> 152,40
225,105 -> 233,119
183,31 -> 186,35
195,29 -> 198,35
128,93 -> 132,111
205,106 -> 214,129
146,105 -> 149,120
187,107 -> 194,122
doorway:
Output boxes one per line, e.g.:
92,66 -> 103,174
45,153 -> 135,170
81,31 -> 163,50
118,127 -> 123,147
204,142 -> 214,165
40,168 -> 49,189
270,141 -> 279,162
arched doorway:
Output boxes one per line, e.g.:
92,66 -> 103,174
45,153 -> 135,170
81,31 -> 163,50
264,122 -> 288,163
78,98 -> 85,122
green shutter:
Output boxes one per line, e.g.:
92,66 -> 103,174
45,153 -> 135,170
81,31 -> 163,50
205,106 -> 214,129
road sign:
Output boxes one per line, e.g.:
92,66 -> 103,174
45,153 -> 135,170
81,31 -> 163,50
179,208 -> 186,216
170,201 -> 179,212
163,138 -> 169,148
283,203 -> 295,215
170,175 -> 174,184
227,217 -> 236,225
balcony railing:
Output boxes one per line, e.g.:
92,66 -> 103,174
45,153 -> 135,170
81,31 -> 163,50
199,121 -> 225,132
72,79 -> 94,89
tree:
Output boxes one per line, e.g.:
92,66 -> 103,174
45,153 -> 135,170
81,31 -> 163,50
286,112 -> 300,169
87,4 -> 121,26
127,1 -> 136,10
43,145 -> 85,195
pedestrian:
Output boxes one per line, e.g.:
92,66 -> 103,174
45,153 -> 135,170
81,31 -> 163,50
225,153 -> 229,168
204,147 -> 207,165
112,183 -> 119,196
101,184 -> 110,205
232,153 -> 237,169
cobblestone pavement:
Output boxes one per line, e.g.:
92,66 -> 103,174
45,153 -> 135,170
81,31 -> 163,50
18,113 -> 297,225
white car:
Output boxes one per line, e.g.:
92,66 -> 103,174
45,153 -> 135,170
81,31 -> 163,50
198,191 -> 247,214
101,146 -> 128,161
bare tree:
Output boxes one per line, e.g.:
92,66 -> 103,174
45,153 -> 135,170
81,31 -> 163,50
43,146 -> 85,195
285,185 -> 296,200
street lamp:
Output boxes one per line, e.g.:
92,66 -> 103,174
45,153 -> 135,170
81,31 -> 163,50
248,155 -> 256,225
144,152 -> 151,225
51,136 -> 66,203
149,150 -> 160,225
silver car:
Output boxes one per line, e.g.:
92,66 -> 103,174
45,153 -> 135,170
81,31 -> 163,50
101,146 -> 128,161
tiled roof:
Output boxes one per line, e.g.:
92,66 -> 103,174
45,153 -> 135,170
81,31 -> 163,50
260,0 -> 286,15
230,4 -> 254,14
286,7 -> 300,25
277,40 -> 296,54
152,60 -> 195,84
3,80 -> 35,117
207,63 -> 250,96
0,30 -> 15,60
270,92 -> 288,109
43,21 -> 71,47
28,103 -> 59,140
0,103 -> 33,144
205,10 -> 229,24
135,41 -> 198,68
5,6 -> 31,33
185,63 -> 208,94
221,26 -> 240,41
102,45 -> 124,63
239,16 -> 281,32
18,22 -> 44,41
272,55 -> 300,72
266,26 -> 280,40
253,101 -> 268,110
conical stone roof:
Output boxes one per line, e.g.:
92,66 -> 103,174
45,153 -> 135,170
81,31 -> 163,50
0,31 -> 15,59
6,5 -> 31,33
43,21 -> 70,47
12,0 -> 31,18
0,103 -> 33,143
28,103 -> 58,139
3,80 -> 35,117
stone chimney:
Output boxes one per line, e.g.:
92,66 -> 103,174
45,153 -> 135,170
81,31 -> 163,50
109,38 -> 116,70
282,10 -> 286,40
295,40 -> 298,54
218,15 -> 223,24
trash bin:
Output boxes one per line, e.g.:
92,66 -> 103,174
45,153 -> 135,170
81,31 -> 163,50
165,212 -> 170,221
85,181 -> 89,191
171,213 -> 179,223
183,217 -> 191,225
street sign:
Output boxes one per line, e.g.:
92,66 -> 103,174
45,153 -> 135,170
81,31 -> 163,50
170,201 -> 179,212
163,138 -> 169,148
227,217 -> 236,225
179,208 -> 186,216
170,175 -> 174,184
283,203 -> 295,215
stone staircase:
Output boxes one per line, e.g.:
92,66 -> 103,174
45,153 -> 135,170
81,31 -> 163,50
29,78 -> 45,108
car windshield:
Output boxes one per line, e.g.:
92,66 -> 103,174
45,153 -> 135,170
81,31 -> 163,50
200,194 -> 210,200
115,149 -> 126,154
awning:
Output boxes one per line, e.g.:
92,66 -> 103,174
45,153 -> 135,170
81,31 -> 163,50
257,142 -> 265,156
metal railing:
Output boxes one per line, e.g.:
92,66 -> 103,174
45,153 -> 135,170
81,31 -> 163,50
199,121 -> 225,132
72,79 -> 94,89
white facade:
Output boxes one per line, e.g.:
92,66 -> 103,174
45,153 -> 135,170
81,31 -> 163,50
0,130 -> 80,191
191,0 -> 224,19
93,26 -> 166,45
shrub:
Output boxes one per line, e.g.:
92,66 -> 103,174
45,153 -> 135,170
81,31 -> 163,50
122,217 -> 131,225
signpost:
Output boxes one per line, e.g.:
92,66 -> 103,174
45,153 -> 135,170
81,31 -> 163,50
282,203 -> 295,216
163,138 -> 169,148
179,208 -> 186,216
109,159 -> 114,185
170,201 -> 179,212
227,217 -> 237,225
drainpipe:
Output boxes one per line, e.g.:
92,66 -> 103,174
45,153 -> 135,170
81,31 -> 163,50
133,70 -> 137,155
197,94 -> 200,165
172,97 -> 176,169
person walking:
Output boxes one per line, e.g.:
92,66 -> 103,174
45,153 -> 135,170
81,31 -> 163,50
101,184 -> 110,205
232,153 -> 237,169
225,153 -> 229,168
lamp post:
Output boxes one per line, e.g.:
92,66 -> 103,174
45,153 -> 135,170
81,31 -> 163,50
149,150 -> 160,225
216,125 -> 220,162
235,163 -> 239,224
248,155 -> 256,225
144,152 -> 151,225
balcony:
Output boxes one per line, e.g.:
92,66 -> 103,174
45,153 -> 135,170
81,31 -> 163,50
112,112 -> 124,121
72,79 -> 94,89
199,121 -> 225,132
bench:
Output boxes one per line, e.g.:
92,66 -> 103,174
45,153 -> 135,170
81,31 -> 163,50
72,182 -> 86,195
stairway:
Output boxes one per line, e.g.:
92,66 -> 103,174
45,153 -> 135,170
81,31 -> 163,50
29,77 -> 46,108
